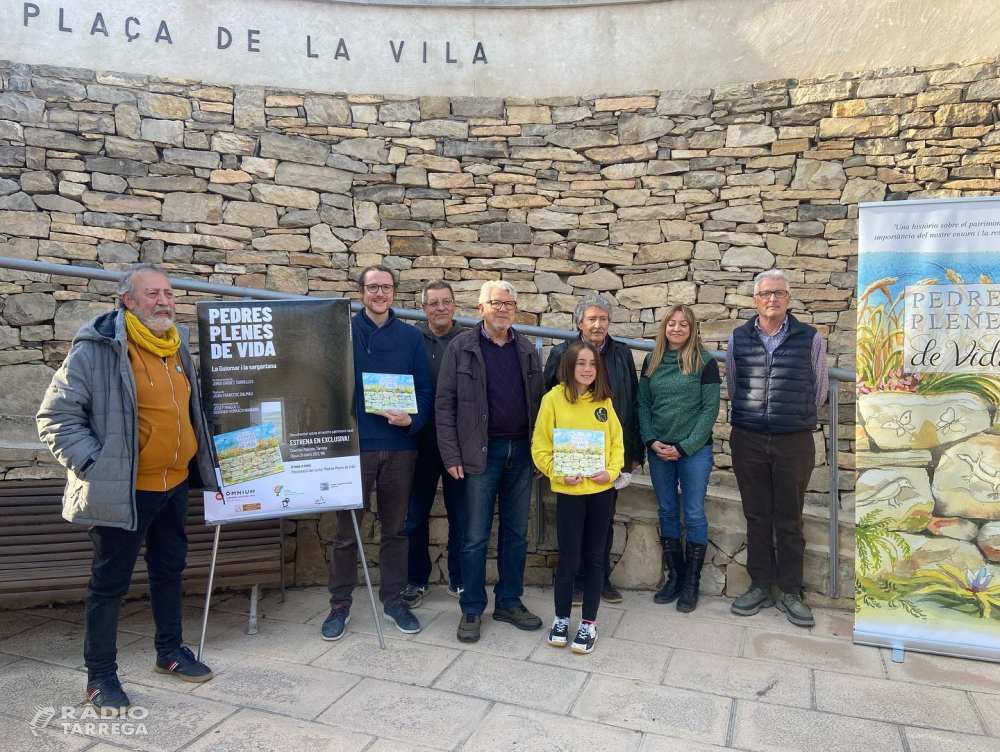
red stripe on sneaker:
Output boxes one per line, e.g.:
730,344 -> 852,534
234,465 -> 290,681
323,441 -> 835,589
168,661 -> 179,672
89,688 -> 100,700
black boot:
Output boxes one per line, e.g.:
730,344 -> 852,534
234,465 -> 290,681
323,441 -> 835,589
653,537 -> 685,604
677,542 -> 707,613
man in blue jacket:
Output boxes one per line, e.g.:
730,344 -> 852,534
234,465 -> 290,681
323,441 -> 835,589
322,265 -> 433,640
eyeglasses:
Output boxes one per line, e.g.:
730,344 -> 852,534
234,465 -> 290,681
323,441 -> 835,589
754,290 -> 789,300
486,300 -> 517,311
423,298 -> 455,308
364,284 -> 395,294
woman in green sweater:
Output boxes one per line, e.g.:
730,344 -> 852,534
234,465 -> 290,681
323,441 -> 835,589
638,304 -> 721,613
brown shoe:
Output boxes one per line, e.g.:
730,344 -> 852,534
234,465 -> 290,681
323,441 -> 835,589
457,613 -> 481,643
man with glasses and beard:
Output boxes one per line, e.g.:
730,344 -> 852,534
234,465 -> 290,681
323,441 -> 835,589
726,269 -> 828,628
37,263 -> 217,716
322,265 -> 432,641
436,280 -> 545,643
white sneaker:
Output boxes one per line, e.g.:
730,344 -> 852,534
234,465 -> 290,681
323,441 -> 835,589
571,622 -> 597,654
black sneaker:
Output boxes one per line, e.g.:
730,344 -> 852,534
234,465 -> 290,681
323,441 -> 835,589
492,604 -> 543,631
401,584 -> 427,609
601,583 -> 623,604
384,599 -> 421,634
457,613 -> 481,643
321,606 -> 350,641
86,673 -> 131,717
154,646 -> 214,683
548,617 -> 569,647
571,622 -> 597,654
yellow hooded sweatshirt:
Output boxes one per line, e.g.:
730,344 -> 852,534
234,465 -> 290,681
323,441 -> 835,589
532,384 -> 624,496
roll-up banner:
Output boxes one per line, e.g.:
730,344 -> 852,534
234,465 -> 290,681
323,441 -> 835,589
856,197 -> 1000,662
196,298 -> 363,524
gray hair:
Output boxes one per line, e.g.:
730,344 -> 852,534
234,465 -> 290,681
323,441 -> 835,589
573,293 -> 613,326
753,269 -> 790,294
478,280 -> 517,305
117,262 -> 169,300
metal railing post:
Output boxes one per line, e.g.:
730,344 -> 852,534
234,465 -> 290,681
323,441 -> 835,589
828,377 -> 840,599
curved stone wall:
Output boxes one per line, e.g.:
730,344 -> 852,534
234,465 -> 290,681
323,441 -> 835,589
2,53 -> 1000,601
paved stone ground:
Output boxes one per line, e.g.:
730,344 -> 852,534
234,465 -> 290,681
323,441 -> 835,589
2,585 -> 1000,751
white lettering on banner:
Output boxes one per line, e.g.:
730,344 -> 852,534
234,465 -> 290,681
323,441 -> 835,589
207,306 -> 275,360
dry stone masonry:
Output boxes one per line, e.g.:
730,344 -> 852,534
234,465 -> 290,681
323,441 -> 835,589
2,55 -> 1000,603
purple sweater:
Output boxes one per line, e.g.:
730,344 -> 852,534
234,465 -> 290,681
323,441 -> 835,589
479,325 -> 529,440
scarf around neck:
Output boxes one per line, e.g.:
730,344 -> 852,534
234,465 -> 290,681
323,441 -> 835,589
125,310 -> 181,357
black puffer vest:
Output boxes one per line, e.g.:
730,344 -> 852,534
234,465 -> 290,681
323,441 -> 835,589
730,313 -> 817,434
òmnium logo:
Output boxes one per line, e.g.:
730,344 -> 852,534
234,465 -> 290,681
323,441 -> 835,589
28,704 -> 148,737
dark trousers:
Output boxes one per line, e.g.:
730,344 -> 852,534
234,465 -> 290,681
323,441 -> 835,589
329,449 -> 416,609
403,441 -> 465,588
84,481 -> 189,677
730,426 -> 815,594
555,489 -> 615,622
573,489 -> 617,590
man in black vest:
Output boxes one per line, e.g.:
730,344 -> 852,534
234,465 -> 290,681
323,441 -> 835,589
726,270 -> 828,627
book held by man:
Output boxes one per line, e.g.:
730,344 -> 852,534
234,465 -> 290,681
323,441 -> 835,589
362,372 -> 419,413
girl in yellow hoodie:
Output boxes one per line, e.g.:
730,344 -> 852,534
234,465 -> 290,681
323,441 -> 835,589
532,341 -> 624,654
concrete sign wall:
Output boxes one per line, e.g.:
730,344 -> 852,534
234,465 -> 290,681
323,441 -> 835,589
2,0 -> 1000,98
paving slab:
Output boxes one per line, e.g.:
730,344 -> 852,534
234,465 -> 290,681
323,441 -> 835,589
972,693 -> 1000,737
663,649 -> 812,709
182,708 -> 370,752
814,669 -> 983,733
0,609 -> 50,640
207,616 -> 337,665
528,634 -> 671,684
409,608 -> 545,659
462,703 -> 641,752
904,727 -> 1000,752
310,632 -> 460,686
0,659 -> 89,719
0,651 -> 18,669
883,648 -> 1000,693
573,674 -> 732,745
0,710 -> 93,752
433,650 -> 588,713
118,604 -> 248,643
742,628 -> 885,677
613,608 -> 745,656
315,678 -> 490,750
192,652 -> 361,720
213,586 -> 331,624
82,683 -> 237,752
639,733 -> 733,751
0,618 -> 142,669
366,739 -> 446,752
731,700 -> 904,752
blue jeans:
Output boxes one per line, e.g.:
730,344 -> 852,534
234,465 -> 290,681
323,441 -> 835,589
459,439 -> 532,615
404,441 -> 465,588
647,444 -> 713,545
85,481 -> 189,676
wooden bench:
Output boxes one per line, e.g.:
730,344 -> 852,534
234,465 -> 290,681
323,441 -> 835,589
0,479 -> 283,609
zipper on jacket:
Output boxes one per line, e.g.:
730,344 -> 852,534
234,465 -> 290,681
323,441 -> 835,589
163,357 -> 182,492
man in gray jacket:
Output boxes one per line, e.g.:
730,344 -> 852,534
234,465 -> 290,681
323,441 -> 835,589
37,263 -> 216,716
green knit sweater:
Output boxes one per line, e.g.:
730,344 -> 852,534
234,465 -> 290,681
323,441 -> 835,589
637,350 -> 721,457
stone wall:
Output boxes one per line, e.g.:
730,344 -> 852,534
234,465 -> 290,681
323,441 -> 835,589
2,55 -> 1000,602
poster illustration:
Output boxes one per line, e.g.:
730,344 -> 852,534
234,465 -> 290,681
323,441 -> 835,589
856,197 -> 1000,662
553,429 -> 606,477
362,373 -> 419,413
197,298 -> 363,524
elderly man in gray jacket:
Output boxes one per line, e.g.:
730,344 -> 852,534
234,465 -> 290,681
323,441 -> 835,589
37,263 -> 216,716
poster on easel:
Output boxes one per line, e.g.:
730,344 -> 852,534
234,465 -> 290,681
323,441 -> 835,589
856,197 -> 1000,663
197,298 -> 363,524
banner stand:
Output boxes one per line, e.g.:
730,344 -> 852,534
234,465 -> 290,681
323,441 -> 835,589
196,515 -> 386,661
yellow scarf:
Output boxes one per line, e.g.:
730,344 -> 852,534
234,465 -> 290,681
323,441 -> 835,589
125,310 -> 181,357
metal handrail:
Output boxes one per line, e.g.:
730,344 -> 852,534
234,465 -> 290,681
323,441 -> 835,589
0,255 -> 855,597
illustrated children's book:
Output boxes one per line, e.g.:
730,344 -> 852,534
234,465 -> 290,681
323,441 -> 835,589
553,429 -> 606,477
214,422 -> 285,486
362,372 -> 419,413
